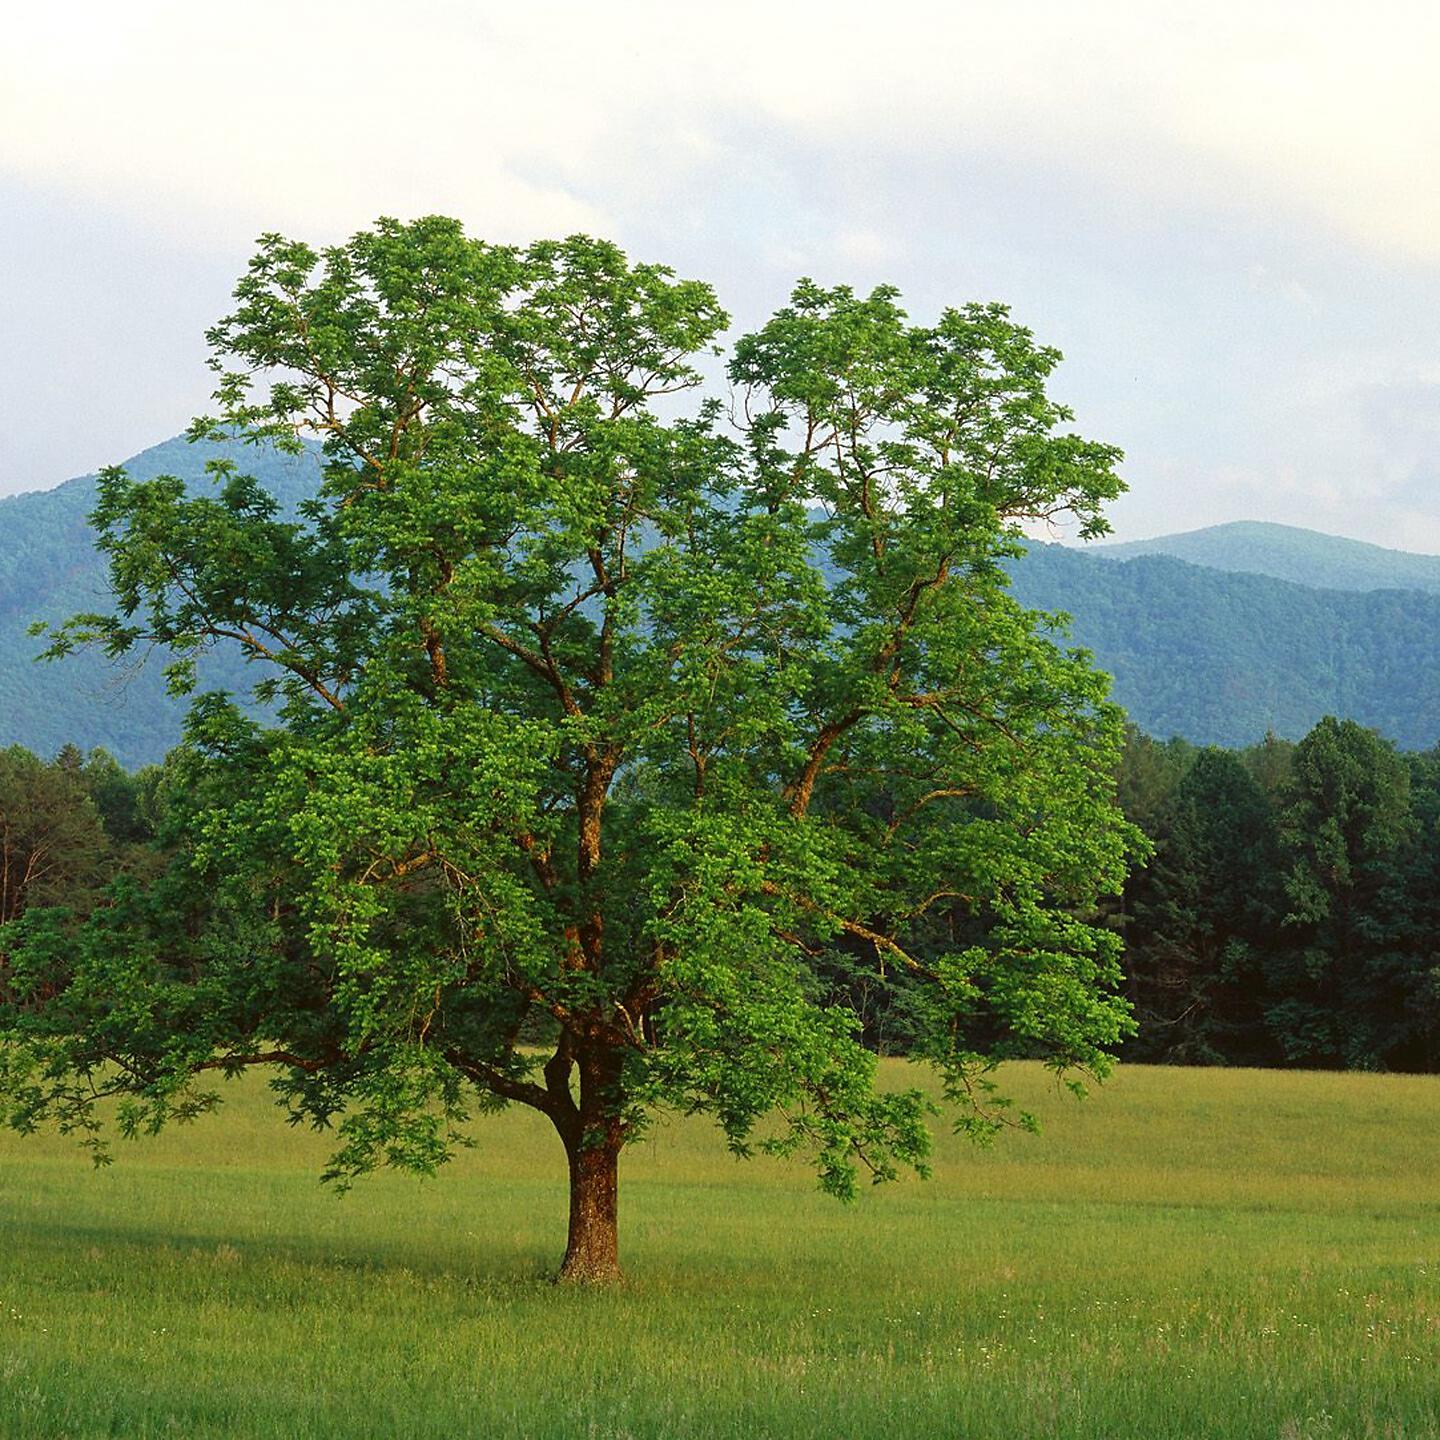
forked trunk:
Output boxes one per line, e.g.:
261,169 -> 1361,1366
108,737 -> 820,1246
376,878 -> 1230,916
559,1131 -> 621,1284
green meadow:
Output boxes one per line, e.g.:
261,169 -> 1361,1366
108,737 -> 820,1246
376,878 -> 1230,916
1,1062 -> 1437,1439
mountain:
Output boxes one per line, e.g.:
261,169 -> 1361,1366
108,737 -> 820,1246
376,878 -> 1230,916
1093,521 -> 1440,594
1008,545 -> 1440,750
3,436 -> 1440,762
0,435 -> 321,768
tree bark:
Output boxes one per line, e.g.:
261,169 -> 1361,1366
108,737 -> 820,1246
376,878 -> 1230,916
558,1129 -> 621,1284
554,1043 -> 625,1284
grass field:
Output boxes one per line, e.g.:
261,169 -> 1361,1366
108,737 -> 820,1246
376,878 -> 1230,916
2,1061 -> 1438,1439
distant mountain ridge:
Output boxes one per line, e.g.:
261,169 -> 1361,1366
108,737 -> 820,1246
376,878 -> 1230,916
3,436 -> 1440,762
1093,520 -> 1440,594
0,435 -> 321,767
1008,545 -> 1440,749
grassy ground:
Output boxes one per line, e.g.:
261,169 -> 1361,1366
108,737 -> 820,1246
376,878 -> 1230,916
1,1062 -> 1438,1439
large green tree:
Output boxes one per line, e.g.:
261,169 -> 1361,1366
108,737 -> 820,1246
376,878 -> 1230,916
1,219 -> 1138,1282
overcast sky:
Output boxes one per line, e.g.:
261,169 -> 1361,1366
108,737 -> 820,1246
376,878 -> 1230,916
3,1 -> 1439,548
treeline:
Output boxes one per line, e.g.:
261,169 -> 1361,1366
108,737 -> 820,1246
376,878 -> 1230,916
4,721 -> 1439,1072
0,744 -> 170,926
1115,717 -> 1440,1071
819,716 -> 1440,1072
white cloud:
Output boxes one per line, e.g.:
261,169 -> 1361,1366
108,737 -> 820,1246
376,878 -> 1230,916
5,0 -> 1440,550
1247,265 -> 1320,312
4,1 -> 1440,259
832,228 -> 902,266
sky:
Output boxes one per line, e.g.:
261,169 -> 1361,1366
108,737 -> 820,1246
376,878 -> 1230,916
3,1 -> 1439,548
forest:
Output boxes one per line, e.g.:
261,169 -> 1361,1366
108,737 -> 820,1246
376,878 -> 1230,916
1008,542 -> 1440,748
823,716 -> 1440,1072
1114,718 -> 1440,1071
5,714 -> 1435,1075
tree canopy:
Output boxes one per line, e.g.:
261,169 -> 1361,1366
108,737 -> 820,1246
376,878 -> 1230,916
1,218 -> 1139,1282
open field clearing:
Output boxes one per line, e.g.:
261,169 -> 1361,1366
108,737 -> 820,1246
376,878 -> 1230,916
2,1061 -> 1438,1439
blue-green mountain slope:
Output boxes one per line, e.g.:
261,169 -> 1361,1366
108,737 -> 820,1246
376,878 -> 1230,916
1093,520 -> 1440,595
3,437 -> 1439,761
0,436 -> 319,767
1008,544 -> 1440,750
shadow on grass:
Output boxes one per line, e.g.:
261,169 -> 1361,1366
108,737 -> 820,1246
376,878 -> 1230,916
3,1211 -> 564,1292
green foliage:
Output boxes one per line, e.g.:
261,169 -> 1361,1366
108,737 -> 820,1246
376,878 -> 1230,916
1266,718 -> 1422,1068
1114,726 -> 1194,834
0,742 -> 166,1132
12,452 -> 1440,764
0,219 -> 1139,1273
1116,717 -> 1440,1071
0,745 -> 114,924
1123,748 -> 1282,1064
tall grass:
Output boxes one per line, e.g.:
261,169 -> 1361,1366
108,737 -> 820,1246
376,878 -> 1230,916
2,1062 -> 1437,1438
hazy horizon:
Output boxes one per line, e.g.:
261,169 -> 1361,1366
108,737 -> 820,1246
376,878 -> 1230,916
9,426 -> 1440,561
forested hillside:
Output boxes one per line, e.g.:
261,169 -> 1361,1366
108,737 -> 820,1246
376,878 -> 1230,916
1009,545 -> 1440,749
1094,520 -> 1440,593
0,436 -> 317,766
4,437 -> 1440,761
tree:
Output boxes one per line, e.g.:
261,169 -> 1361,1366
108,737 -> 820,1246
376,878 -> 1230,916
1268,717 -> 1416,1068
76,747 -> 153,846
1239,729 -> 1294,808
0,746 -> 112,926
1395,750 -> 1440,1070
1,218 -> 1138,1283
0,746 -> 114,1028
1123,748 -> 1281,1065
1114,726 -> 1193,838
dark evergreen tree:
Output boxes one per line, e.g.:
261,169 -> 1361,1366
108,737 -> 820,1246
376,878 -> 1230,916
0,747 -> 113,926
1268,718 -> 1417,1068
1124,749 -> 1281,1064
1238,730 -> 1294,808
1391,750 -> 1440,1070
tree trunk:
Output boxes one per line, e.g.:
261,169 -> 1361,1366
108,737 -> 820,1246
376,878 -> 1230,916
558,1130 -> 621,1284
